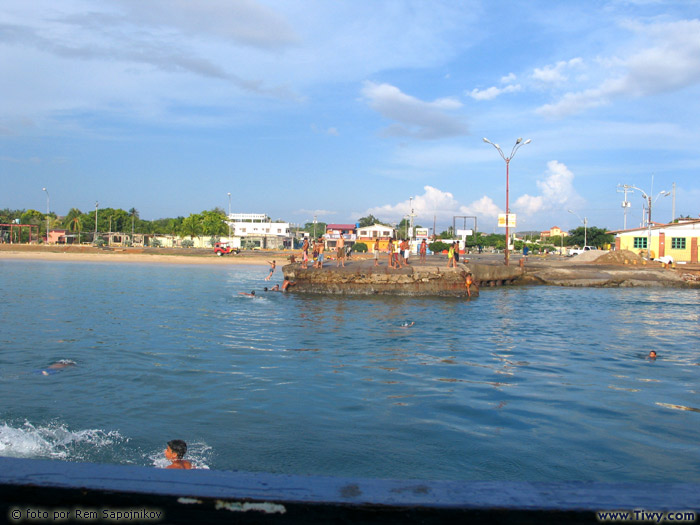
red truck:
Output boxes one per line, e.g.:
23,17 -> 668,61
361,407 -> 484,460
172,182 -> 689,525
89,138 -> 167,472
213,242 -> 240,256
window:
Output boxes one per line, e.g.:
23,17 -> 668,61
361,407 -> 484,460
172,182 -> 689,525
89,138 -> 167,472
671,237 -> 686,250
633,237 -> 647,249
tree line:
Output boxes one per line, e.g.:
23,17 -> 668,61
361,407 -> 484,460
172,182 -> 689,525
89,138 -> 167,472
0,207 -> 229,240
2,207 -> 613,248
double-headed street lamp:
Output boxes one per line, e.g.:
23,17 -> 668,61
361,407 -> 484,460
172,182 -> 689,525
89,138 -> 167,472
629,183 -> 670,259
483,137 -> 531,266
568,209 -> 588,247
42,187 -> 50,244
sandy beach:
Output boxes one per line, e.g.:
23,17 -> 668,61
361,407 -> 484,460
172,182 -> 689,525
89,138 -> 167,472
0,246 -> 282,266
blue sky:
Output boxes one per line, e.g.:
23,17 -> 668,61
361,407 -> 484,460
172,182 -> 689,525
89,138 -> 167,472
2,0 -> 699,234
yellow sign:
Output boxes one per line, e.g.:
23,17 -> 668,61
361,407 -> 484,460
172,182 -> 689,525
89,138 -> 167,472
498,214 -> 516,228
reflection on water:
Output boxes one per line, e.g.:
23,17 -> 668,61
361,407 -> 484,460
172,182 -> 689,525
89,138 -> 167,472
0,260 -> 699,482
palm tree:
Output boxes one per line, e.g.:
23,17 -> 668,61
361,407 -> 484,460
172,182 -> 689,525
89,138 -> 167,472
67,216 -> 82,244
129,208 -> 139,239
179,214 -> 203,242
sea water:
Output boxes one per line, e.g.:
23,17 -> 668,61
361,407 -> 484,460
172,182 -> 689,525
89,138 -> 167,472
1,259 -> 698,482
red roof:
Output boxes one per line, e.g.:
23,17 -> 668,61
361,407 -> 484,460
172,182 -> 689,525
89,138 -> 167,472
326,224 -> 356,230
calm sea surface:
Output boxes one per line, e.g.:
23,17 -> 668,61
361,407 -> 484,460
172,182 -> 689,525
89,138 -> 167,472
1,259 -> 698,482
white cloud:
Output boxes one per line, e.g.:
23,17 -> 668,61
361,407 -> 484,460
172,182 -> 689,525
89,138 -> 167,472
366,185 -> 460,222
459,195 -> 501,219
513,161 -> 583,215
468,84 -> 521,101
537,19 -> 700,117
366,186 -> 502,225
532,58 -> 583,84
500,73 -> 517,84
361,82 -> 467,139
513,194 -> 545,214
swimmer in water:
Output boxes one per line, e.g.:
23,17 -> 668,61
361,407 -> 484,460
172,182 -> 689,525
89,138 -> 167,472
238,291 -> 256,297
400,321 -> 415,328
282,279 -> 296,291
39,360 -> 76,376
648,350 -> 657,360
165,439 -> 193,470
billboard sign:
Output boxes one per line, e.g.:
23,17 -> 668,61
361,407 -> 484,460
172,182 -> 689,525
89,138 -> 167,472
414,227 -> 429,239
497,214 -> 516,228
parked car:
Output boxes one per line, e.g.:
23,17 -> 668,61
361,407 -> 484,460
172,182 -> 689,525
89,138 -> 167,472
568,246 -> 597,256
213,242 -> 240,256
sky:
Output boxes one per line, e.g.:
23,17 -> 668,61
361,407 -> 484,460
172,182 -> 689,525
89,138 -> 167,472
2,0 -> 700,235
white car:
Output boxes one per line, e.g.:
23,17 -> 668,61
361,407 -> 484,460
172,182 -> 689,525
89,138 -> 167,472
568,246 -> 597,256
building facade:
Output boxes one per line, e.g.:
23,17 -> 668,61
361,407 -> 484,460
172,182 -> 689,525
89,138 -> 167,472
355,224 -> 396,251
227,213 -> 292,250
540,226 -> 568,240
610,219 -> 700,263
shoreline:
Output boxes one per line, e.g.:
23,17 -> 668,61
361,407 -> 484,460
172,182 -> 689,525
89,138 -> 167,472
0,248 -> 275,266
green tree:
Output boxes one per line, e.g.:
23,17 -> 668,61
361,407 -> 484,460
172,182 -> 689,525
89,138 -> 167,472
301,221 -> 327,238
566,226 -> 613,247
357,215 -> 380,227
201,209 -> 227,237
429,241 -> 451,253
0,208 -> 23,224
179,214 -> 203,239
66,215 -> 83,244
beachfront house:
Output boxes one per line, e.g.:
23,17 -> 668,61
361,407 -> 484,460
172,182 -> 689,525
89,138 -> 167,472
227,213 -> 292,250
540,226 -> 568,240
324,224 -> 357,251
609,219 -> 700,263
356,223 -> 396,251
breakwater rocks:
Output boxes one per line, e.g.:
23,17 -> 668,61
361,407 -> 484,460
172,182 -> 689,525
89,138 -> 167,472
521,262 -> 699,288
279,261 -> 530,297
282,255 -> 700,295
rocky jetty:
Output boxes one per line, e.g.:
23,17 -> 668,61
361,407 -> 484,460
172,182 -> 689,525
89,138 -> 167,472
281,260 -> 500,297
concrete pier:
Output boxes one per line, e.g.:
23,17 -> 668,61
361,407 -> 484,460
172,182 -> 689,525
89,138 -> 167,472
281,259 -> 523,297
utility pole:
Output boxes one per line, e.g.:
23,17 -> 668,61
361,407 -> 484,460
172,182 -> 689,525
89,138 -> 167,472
617,184 -> 633,230
671,182 -> 676,222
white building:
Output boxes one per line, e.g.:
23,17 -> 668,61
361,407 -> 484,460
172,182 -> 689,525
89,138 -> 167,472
226,213 -> 292,249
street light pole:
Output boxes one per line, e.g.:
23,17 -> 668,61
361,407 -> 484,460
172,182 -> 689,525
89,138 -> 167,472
227,192 -> 232,241
483,137 -> 531,266
568,210 -> 588,247
94,201 -> 99,244
629,182 -> 670,259
313,215 -> 317,239
42,187 -> 50,244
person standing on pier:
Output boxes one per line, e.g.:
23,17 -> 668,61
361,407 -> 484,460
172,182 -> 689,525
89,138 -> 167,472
317,238 -> 325,268
388,238 -> 396,268
447,244 -> 455,268
419,239 -> 427,263
301,238 -> 309,269
374,238 -> 380,267
336,233 -> 346,267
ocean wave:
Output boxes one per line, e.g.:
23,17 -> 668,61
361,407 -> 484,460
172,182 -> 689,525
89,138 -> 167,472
0,420 -> 124,461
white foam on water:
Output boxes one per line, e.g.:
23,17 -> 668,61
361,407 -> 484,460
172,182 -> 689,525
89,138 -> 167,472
0,420 -> 124,461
